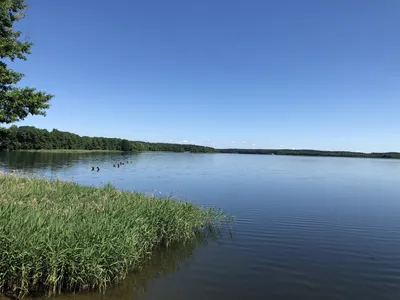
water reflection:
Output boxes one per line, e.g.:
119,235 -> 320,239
0,152 -> 135,171
47,237 -> 211,300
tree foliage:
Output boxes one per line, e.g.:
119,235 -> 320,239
120,139 -> 132,152
0,0 -> 53,123
0,126 -> 216,153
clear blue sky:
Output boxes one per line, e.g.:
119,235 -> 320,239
12,0 -> 400,151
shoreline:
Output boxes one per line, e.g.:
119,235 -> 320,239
218,149 -> 400,160
1,126 -> 398,159
13,149 -> 124,153
6,149 -> 400,160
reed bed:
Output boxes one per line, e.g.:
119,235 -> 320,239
0,175 -> 228,298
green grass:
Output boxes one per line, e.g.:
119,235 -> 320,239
0,175 -> 229,298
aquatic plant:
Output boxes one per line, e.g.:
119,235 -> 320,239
0,175 -> 230,298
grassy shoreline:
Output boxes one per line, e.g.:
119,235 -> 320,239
0,176 -> 229,298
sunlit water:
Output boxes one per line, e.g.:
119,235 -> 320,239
1,152 -> 400,300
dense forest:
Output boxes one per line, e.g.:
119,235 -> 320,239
218,148 -> 400,159
0,126 -> 216,153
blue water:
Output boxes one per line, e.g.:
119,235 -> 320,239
1,152 -> 400,300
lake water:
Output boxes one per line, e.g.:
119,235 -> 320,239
1,151 -> 400,300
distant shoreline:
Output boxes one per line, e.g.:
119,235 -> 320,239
217,149 -> 400,159
1,126 -> 399,159
0,126 -> 215,153
14,149 -> 123,153
7,148 -> 400,160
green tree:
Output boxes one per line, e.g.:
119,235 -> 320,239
0,0 -> 53,124
0,125 -> 218,153
120,139 -> 131,152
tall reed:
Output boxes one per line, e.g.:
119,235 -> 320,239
0,175 -> 228,298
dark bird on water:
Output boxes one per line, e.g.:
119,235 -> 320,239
117,164 -> 120,168
91,166 -> 94,171
113,164 -> 116,167
97,167 -> 100,172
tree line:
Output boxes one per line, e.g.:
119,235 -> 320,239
2,126 -> 399,159
0,126 -> 216,153
218,148 -> 400,159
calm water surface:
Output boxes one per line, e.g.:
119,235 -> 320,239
1,152 -> 400,300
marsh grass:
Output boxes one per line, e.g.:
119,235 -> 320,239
0,175 -> 230,298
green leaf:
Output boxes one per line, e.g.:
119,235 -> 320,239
0,0 -> 53,124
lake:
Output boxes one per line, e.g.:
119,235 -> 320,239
1,151 -> 400,300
